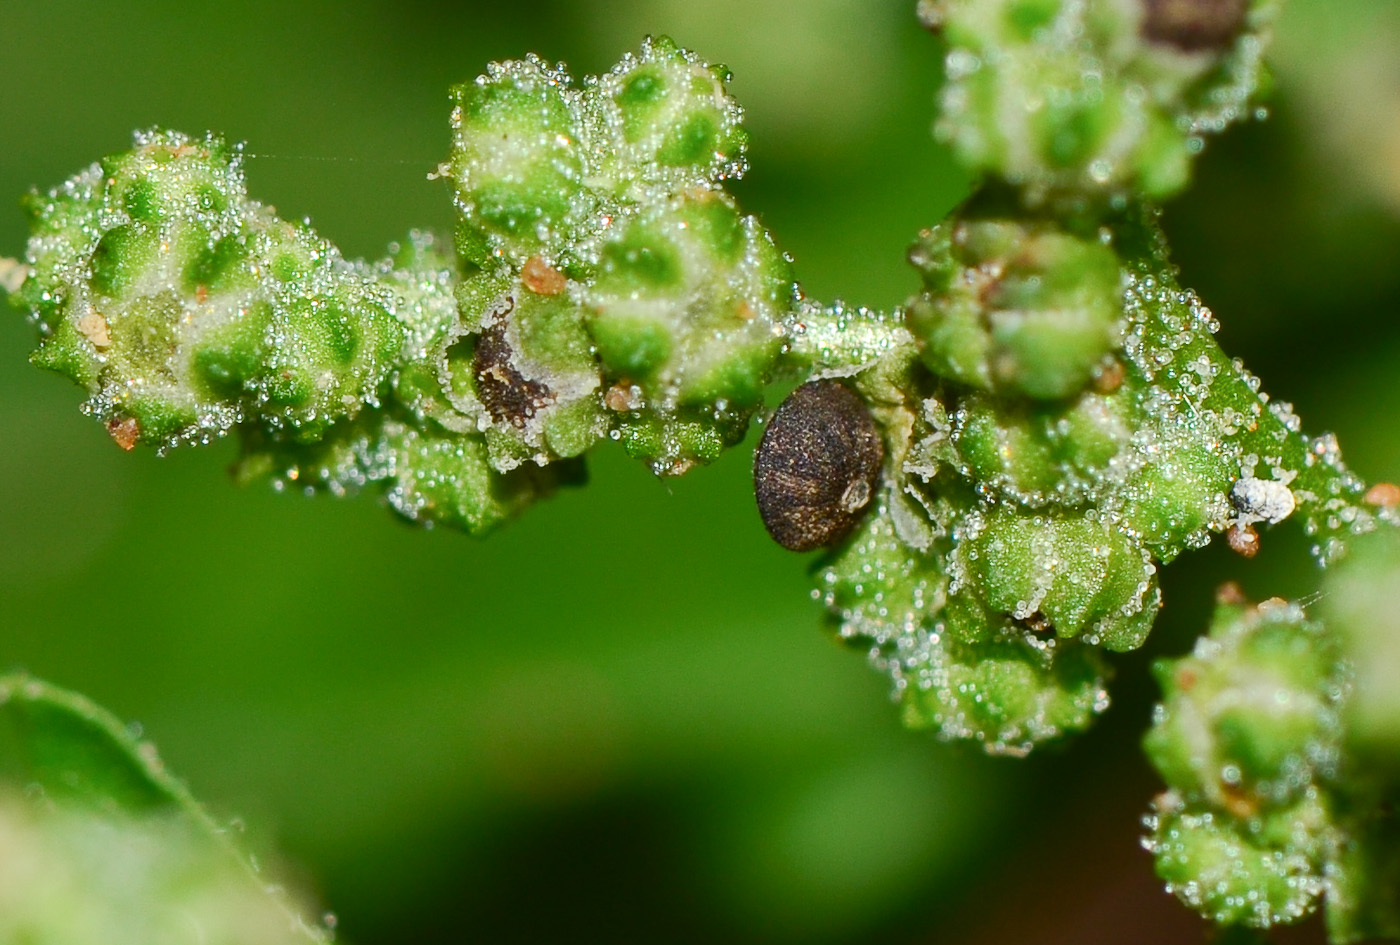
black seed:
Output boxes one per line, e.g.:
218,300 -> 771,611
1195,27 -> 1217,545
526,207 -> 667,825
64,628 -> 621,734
473,300 -> 555,428
753,380 -> 884,552
1140,0 -> 1249,52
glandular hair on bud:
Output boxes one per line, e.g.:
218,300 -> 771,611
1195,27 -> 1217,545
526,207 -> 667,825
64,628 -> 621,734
753,380 -> 884,552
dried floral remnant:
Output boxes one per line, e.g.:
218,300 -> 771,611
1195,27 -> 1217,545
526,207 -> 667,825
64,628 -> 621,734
107,416 -> 140,451
77,312 -> 111,349
1227,522 -> 1259,557
472,316 -> 556,429
1364,482 -> 1400,508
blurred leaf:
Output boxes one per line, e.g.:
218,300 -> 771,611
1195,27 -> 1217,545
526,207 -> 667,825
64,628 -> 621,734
0,797 -> 332,945
0,674 -> 198,815
0,674 -> 330,943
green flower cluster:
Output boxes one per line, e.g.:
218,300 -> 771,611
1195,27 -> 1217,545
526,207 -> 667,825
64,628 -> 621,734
790,0 -> 1390,755
1143,552 -> 1400,944
18,131 -> 406,450
1143,591 -> 1342,929
446,36 -> 794,475
921,0 -> 1282,202
11,38 -> 795,531
807,198 -> 1377,754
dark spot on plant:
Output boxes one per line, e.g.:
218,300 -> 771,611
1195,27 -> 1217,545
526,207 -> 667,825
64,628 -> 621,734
473,300 -> 555,429
753,380 -> 884,552
1140,0 -> 1249,52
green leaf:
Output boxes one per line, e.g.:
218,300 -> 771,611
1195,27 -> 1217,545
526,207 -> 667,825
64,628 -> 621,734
0,674 -> 199,816
0,674 -> 330,944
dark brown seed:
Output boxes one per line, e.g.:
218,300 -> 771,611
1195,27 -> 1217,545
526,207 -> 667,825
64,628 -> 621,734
1140,0 -> 1250,53
753,380 -> 884,552
473,301 -> 555,428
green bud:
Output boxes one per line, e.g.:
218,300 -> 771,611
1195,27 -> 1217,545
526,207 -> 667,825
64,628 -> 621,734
1144,594 -> 1342,811
597,35 -> 748,186
952,388 -> 1137,506
18,130 -> 410,450
927,0 -> 1281,201
586,191 -> 791,474
906,213 -> 1122,399
1146,791 -> 1331,929
449,56 -> 592,265
898,634 -> 1110,755
953,506 -> 1160,651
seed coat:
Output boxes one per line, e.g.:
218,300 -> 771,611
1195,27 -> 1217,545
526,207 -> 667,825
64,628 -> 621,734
753,380 -> 884,551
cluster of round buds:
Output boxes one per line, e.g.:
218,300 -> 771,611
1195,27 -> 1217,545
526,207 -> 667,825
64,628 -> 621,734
229,231 -> 583,536
17,130 -> 405,450
1142,588 -> 1344,929
923,0 -> 1282,202
13,135 -> 574,534
445,37 -> 794,476
764,201 -> 1381,754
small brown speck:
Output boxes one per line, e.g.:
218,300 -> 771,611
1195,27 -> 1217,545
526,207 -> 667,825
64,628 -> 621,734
1215,581 -> 1247,606
1175,667 -> 1198,691
1093,358 -> 1125,394
735,300 -> 755,321
1364,482 -> 1400,508
107,416 -> 140,450
195,284 -> 209,305
1226,523 -> 1259,558
77,312 -> 111,349
521,256 -> 566,296
1022,611 -> 1055,636
604,382 -> 643,412
1219,781 -> 1258,819
916,0 -> 946,33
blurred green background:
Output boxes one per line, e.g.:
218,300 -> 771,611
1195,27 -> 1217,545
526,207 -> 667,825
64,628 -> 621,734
2,1 -> 1399,942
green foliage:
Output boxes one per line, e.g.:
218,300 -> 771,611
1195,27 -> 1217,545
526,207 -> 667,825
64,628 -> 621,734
5,1 -> 1400,941
0,675 -> 326,943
